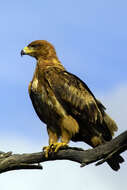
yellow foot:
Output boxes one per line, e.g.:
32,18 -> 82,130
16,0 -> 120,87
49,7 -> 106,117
51,142 -> 68,152
43,145 -> 52,158
43,142 -> 68,158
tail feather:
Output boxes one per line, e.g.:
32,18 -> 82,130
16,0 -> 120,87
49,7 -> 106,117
103,112 -> 118,136
107,155 -> 124,171
73,99 -> 124,171
102,113 -> 124,171
96,99 -> 117,136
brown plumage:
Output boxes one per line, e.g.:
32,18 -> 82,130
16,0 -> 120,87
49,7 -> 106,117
21,40 -> 124,170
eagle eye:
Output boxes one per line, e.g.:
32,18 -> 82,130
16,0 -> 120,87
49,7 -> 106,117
29,44 -> 41,48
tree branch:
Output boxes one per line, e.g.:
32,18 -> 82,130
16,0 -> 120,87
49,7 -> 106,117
0,131 -> 127,174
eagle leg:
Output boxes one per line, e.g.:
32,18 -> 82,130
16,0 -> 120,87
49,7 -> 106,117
43,127 -> 59,158
51,128 -> 70,153
43,127 -> 70,157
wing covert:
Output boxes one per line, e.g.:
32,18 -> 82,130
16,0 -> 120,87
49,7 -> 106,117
44,67 -> 103,124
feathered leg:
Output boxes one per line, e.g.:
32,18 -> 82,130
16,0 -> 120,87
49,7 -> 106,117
43,127 -> 59,158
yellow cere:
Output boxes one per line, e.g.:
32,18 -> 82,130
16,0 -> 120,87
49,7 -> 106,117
23,46 -> 34,54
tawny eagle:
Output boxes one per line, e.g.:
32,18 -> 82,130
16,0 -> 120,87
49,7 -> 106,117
21,40 -> 124,170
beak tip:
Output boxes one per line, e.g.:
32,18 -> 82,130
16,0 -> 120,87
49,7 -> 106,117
20,49 -> 25,57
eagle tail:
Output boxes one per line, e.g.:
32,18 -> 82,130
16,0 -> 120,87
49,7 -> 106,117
102,112 -> 124,170
103,112 -> 118,136
107,155 -> 124,171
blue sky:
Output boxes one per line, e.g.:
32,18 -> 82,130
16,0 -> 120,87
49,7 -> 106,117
0,0 -> 127,189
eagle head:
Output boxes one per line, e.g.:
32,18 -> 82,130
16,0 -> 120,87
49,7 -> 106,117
21,40 -> 57,60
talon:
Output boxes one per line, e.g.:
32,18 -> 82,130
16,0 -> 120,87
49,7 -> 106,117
50,144 -> 55,149
43,143 -> 68,157
53,142 -> 68,152
43,145 -> 52,158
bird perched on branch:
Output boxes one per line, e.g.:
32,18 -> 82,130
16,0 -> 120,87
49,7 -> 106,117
21,40 -> 124,170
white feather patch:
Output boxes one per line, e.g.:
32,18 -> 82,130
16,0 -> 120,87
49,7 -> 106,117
32,78 -> 38,90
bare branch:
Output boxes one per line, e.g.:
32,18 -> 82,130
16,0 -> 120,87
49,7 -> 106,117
0,131 -> 127,174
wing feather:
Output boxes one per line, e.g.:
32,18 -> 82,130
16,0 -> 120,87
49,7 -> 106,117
44,67 -> 103,124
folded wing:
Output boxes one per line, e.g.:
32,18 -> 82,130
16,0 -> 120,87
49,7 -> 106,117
44,67 -> 104,124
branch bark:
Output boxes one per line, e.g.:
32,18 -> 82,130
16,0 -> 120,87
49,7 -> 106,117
0,131 -> 127,174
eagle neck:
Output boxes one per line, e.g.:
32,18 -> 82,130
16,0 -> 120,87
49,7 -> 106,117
36,57 -> 65,71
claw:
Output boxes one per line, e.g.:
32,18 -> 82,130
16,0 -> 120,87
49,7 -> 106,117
43,145 -> 52,158
53,142 -> 68,152
43,142 -> 68,158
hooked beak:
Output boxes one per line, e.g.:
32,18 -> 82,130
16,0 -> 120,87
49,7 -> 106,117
20,46 -> 33,56
20,49 -> 25,56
